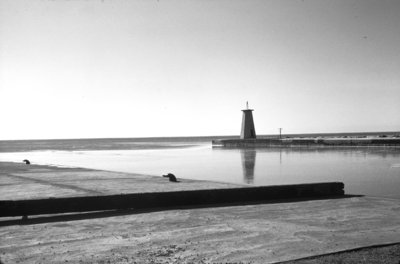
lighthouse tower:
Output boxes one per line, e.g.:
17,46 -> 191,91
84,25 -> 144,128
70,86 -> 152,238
240,102 -> 256,139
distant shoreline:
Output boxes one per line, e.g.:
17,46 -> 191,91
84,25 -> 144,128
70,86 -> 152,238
0,132 -> 399,152
0,139 -> 202,153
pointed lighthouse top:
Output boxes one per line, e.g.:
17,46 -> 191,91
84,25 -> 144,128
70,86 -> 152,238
242,101 -> 253,111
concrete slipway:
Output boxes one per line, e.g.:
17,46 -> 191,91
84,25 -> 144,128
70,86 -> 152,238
1,162 -> 400,263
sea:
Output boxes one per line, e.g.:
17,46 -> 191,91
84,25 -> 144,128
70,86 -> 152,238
1,136 -> 400,199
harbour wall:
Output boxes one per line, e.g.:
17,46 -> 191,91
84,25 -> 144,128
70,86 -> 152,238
212,138 -> 400,148
0,182 -> 344,217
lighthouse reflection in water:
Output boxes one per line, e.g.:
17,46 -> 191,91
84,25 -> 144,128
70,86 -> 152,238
241,149 -> 257,184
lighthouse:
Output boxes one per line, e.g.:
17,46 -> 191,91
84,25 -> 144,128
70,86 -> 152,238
240,102 -> 256,139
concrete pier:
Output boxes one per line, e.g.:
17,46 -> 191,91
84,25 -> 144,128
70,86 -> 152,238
1,162 -> 400,264
212,137 -> 400,148
0,162 -> 343,217
0,182 -> 344,217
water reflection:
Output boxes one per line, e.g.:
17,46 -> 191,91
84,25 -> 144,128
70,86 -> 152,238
265,147 -> 400,158
240,149 -> 257,184
1,145 -> 400,198
233,147 -> 400,198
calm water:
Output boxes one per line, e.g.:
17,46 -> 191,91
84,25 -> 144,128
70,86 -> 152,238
1,138 -> 399,198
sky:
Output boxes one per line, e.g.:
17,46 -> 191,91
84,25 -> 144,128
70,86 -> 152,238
1,0 -> 399,140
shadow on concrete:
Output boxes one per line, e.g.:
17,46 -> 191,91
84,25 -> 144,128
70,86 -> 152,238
0,194 -> 362,227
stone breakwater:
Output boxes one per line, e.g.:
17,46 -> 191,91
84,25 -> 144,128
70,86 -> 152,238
212,137 -> 400,148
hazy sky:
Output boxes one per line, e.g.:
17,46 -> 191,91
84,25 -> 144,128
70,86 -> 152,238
1,0 -> 399,140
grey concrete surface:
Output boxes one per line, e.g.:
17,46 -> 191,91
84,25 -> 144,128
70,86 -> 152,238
0,162 -> 244,200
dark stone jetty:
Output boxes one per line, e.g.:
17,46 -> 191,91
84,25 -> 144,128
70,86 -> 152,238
212,137 -> 400,148
0,182 -> 344,217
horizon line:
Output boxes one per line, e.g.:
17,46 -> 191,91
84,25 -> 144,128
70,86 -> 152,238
1,130 -> 399,141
